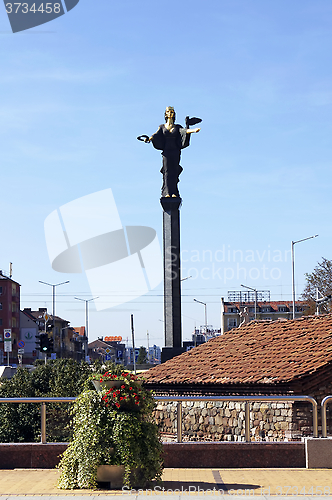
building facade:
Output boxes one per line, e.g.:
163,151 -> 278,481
0,271 -> 20,365
22,308 -> 86,361
221,296 -> 307,333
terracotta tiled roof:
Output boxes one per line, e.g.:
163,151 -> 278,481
73,327 -> 85,336
143,315 -> 332,387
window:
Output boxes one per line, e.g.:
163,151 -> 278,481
0,303 -> 2,310
261,307 -> 271,313
0,319 -> 2,326
278,306 -> 287,312
228,318 -> 237,329
0,287 -> 2,295
228,307 -> 238,313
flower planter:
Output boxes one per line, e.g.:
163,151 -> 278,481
58,371 -> 163,490
92,380 -> 122,392
96,465 -> 125,489
96,466 -> 143,489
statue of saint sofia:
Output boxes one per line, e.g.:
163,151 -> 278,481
143,107 -> 201,198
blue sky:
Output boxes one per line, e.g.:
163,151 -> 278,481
1,0 -> 331,347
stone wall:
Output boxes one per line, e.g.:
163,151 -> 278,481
153,400 -> 321,442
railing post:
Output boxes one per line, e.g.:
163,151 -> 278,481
322,402 -> 327,438
245,402 -> 250,442
41,402 -> 46,444
177,402 -> 182,443
321,396 -> 332,438
312,399 -> 318,438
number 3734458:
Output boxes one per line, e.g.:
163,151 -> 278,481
5,3 -> 61,14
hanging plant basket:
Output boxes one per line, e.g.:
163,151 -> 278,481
92,380 -> 122,392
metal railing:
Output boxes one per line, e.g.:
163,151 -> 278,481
0,397 -> 76,444
321,395 -> 332,438
157,395 -> 318,442
0,394 -> 320,443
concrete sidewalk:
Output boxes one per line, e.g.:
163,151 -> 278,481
0,468 -> 331,498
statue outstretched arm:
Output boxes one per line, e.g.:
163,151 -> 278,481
186,127 -> 200,134
136,129 -> 159,143
145,127 -> 161,143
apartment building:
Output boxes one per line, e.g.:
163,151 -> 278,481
0,271 -> 20,364
221,290 -> 307,332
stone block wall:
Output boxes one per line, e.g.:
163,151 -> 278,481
153,400 -> 317,442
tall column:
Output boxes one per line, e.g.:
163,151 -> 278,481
160,197 -> 182,349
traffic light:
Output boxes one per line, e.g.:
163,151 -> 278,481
40,334 -> 49,353
35,334 -> 42,350
48,337 -> 54,353
46,323 -> 53,334
35,333 -> 53,354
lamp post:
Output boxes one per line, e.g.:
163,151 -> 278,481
74,297 -> 98,346
241,284 -> 257,320
193,299 -> 207,332
39,280 -> 70,317
291,235 -> 318,320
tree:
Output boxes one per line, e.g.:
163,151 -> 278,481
301,258 -> 332,314
137,346 -> 147,364
0,359 -> 94,443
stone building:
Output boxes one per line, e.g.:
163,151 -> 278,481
143,315 -> 332,442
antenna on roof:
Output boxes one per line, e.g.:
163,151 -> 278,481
9,262 -> 12,279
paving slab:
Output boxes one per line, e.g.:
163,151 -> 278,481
0,468 -> 331,498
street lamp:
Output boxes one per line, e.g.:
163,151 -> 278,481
193,299 -> 207,332
291,235 -> 318,319
39,280 -> 70,317
241,284 -> 257,320
74,297 -> 99,345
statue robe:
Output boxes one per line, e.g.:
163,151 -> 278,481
151,124 -> 190,197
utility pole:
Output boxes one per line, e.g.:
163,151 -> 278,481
131,314 -> 136,374
193,299 -> 207,332
75,297 -> 99,359
147,330 -> 150,363
39,280 -> 70,358
241,284 -> 257,320
316,288 -> 320,316
291,235 -> 318,319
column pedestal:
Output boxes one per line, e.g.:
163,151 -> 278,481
160,197 -> 185,362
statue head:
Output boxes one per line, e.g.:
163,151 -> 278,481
164,106 -> 176,122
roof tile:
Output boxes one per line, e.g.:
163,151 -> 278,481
144,315 -> 332,387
